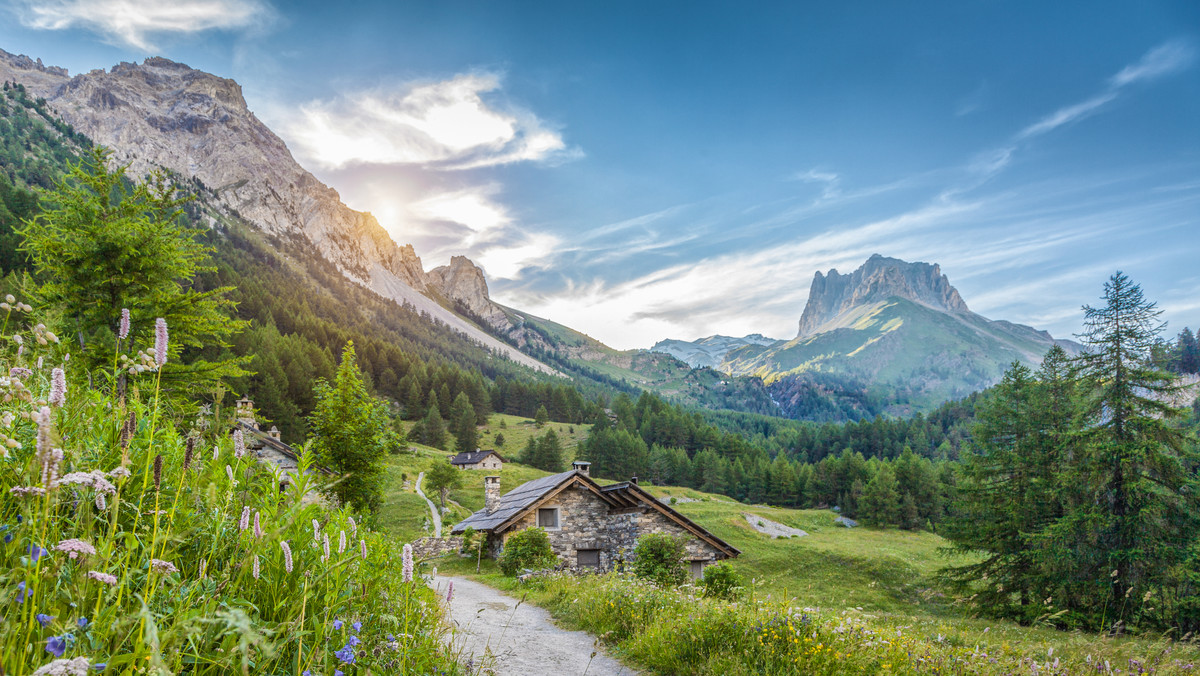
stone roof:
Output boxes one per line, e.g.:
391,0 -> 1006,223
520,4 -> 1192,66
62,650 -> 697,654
448,449 -> 505,465
452,470 -> 576,532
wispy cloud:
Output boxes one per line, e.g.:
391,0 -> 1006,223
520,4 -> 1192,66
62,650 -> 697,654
1018,39 -> 1195,139
11,0 -> 273,50
793,169 -> 841,200
281,72 -> 581,170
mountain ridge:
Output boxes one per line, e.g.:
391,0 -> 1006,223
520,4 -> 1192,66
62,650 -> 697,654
0,48 -> 558,375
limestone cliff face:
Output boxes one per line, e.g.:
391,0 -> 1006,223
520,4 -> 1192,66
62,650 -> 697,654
0,51 -> 426,290
427,256 -> 511,330
797,254 -> 969,337
0,49 -> 558,374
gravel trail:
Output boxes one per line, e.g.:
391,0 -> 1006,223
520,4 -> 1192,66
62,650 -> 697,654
433,575 -> 638,676
415,471 -> 442,537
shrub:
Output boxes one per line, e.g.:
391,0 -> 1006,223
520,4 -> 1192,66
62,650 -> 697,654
700,561 -> 743,600
631,533 -> 687,586
498,527 -> 557,576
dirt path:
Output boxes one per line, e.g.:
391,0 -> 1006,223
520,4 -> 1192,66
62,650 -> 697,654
432,575 -> 638,676
415,471 -> 442,537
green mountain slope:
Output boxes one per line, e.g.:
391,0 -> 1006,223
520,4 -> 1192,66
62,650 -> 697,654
726,296 -> 1066,416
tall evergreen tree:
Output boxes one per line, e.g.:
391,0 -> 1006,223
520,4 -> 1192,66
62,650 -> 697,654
449,391 -> 478,452
859,464 -> 900,527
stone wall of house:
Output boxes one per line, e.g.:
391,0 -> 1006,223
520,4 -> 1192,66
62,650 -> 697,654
410,536 -> 465,559
495,484 -> 725,570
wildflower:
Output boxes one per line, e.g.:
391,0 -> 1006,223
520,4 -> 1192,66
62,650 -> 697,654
347,635 -> 360,647
45,634 -> 68,657
9,367 -> 31,379
338,530 -> 346,554
107,467 -> 130,480
41,448 -> 64,489
233,428 -> 246,459
447,581 -> 454,604
49,368 -> 66,407
253,511 -> 263,539
335,671 -> 343,676
152,454 -> 162,491
32,657 -> 91,676
401,543 -> 413,582
312,519 -> 321,542
348,516 -> 357,537
239,506 -> 250,531
333,619 -> 344,630
29,544 -> 49,562
183,436 -> 195,471
37,613 -> 55,626
86,571 -> 117,585
252,555 -> 260,580
361,539 -> 368,561
55,539 -> 97,559
118,308 -> 130,341
16,581 -> 29,602
225,465 -> 234,484
77,617 -> 88,628
334,644 -> 356,664
154,318 -> 168,366
150,559 -> 178,574
199,559 -> 207,579
280,541 -> 293,573
10,486 -> 47,497
212,445 -> 219,461
323,533 -> 330,561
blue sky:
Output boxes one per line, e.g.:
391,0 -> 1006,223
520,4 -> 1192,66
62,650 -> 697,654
2,1 -> 1198,349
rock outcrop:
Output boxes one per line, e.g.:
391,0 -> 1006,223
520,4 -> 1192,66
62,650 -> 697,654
428,256 -> 511,330
0,48 -> 556,375
797,254 -> 969,337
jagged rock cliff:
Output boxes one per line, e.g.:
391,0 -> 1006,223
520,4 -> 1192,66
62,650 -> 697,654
0,49 -> 556,374
798,254 -> 968,337
428,256 -> 511,330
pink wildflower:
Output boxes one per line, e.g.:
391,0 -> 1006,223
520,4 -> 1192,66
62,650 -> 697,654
107,467 -> 131,480
154,318 -> 168,366
338,530 -> 346,554
32,656 -> 91,675
312,519 -> 320,542
118,308 -> 130,340
225,465 -> 234,484
253,511 -> 263,539
252,555 -> 260,580
401,543 -> 413,582
280,541 -> 293,573
239,505 -> 250,531
86,571 -> 117,585
94,493 -> 106,511
55,539 -> 96,559
322,533 -> 330,561
150,559 -> 178,574
232,428 -> 245,458
10,486 -> 46,497
362,539 -> 368,561
348,516 -> 357,537
48,368 -> 66,407
446,581 -> 454,603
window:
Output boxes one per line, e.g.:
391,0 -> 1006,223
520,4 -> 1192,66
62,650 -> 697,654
577,549 -> 600,568
537,507 -> 560,529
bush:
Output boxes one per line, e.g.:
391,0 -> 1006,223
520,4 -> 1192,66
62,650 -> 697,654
631,533 -> 687,586
498,527 -> 557,576
700,561 -> 743,600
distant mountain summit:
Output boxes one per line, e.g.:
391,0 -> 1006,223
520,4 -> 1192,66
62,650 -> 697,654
798,254 -> 968,336
650,334 -> 781,369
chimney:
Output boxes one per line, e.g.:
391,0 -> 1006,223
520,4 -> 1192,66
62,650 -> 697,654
484,476 -> 501,513
572,460 -> 591,477
630,476 -> 638,485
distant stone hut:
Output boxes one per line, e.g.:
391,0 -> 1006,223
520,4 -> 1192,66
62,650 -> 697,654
451,461 -> 739,577
234,396 -> 333,493
448,449 -> 505,471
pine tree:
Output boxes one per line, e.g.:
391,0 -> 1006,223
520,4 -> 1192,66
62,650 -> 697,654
860,464 -> 900,527
1069,272 -> 1198,619
450,391 -> 478,452
533,404 -> 549,428
308,342 -> 390,512
421,404 -> 447,450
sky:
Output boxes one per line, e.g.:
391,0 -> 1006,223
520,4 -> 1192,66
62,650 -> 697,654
1,1 -> 1198,350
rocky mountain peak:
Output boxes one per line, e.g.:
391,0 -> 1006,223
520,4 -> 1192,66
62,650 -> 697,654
428,256 -> 506,324
797,254 -> 969,337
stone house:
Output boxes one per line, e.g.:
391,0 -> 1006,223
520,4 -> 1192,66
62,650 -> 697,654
450,461 -> 739,577
235,397 -> 333,492
448,449 -> 505,471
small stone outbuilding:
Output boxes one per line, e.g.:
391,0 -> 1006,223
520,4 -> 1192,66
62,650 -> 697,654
450,461 -> 739,576
449,449 -> 505,471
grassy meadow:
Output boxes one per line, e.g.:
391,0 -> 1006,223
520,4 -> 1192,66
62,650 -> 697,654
384,449 -> 1200,674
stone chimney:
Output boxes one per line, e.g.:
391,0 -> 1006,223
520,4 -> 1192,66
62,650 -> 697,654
630,476 -> 638,485
484,476 -> 501,513
572,460 -> 591,477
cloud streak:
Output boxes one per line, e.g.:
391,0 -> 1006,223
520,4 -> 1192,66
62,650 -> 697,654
12,0 -> 273,50
281,72 -> 581,171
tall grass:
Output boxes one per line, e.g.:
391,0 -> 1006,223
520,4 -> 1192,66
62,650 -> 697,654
510,571 -> 1199,675
0,300 -> 458,674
